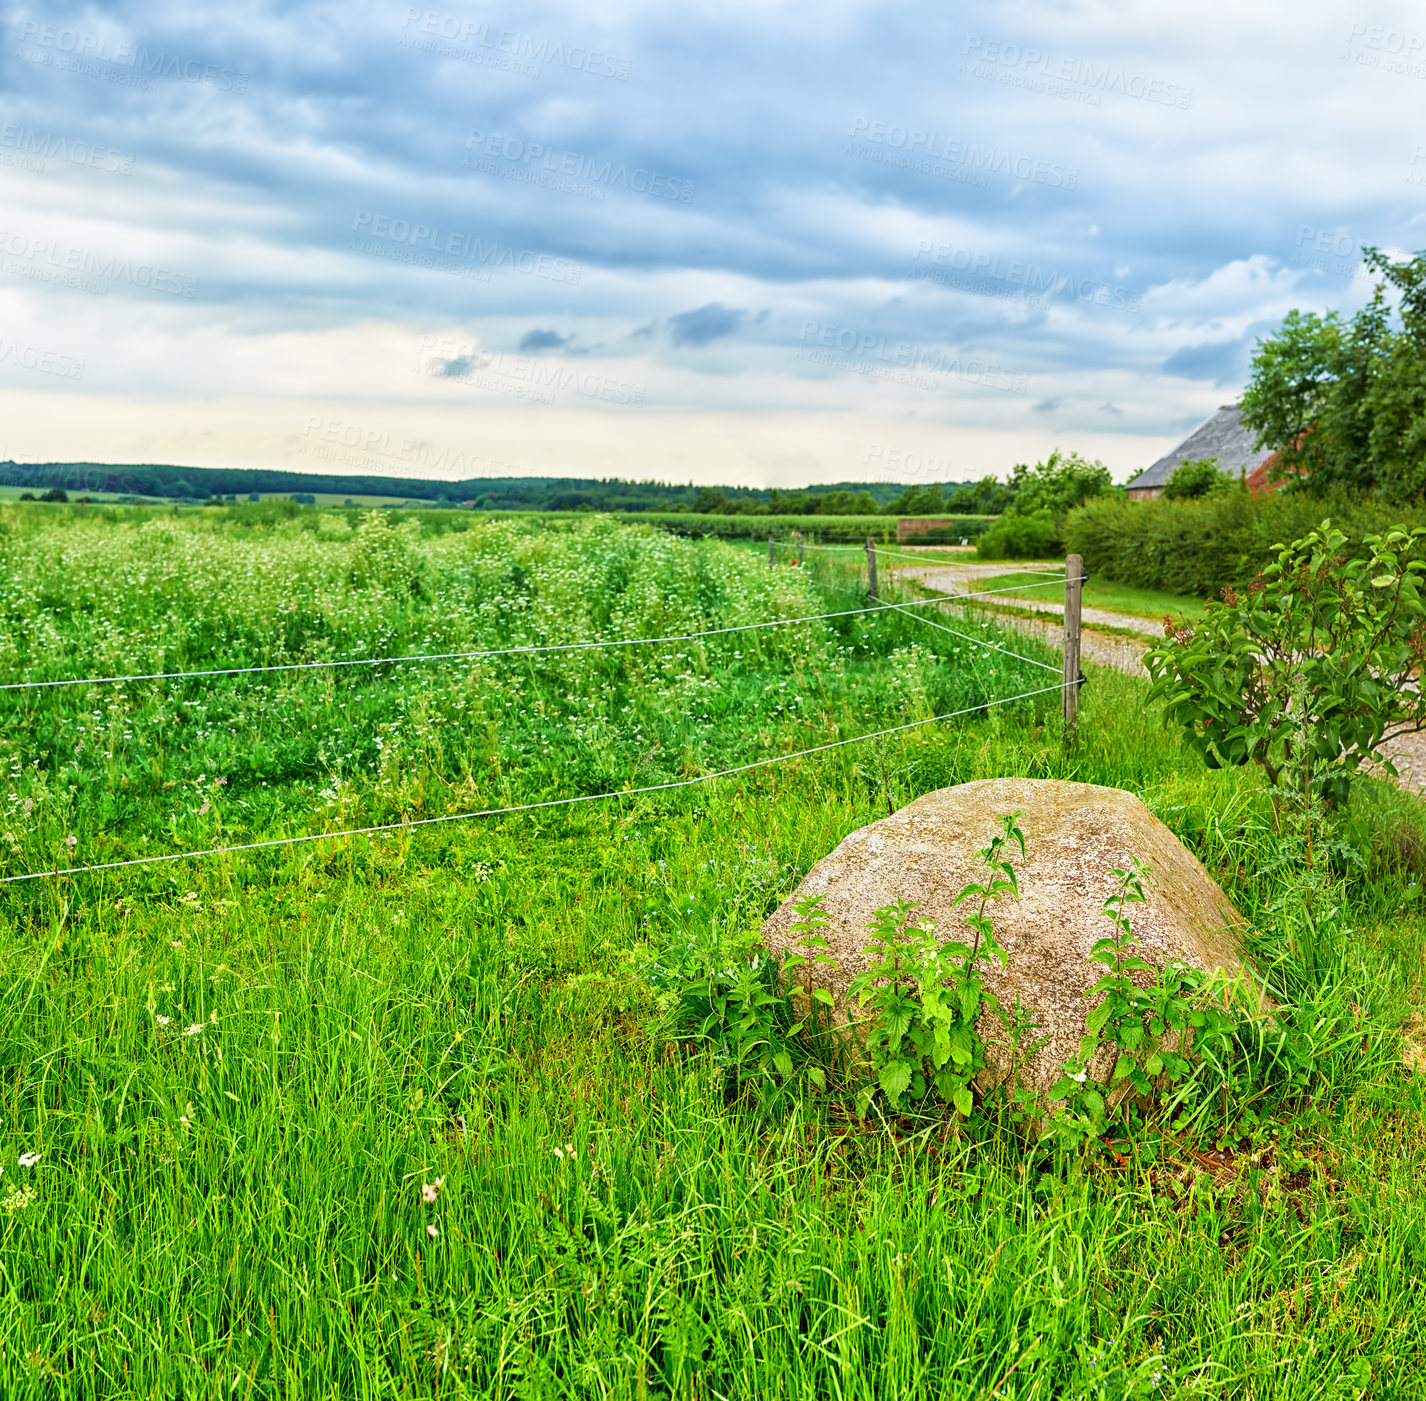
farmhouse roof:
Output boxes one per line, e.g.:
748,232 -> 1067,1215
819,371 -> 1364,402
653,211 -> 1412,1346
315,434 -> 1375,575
1126,404 -> 1276,492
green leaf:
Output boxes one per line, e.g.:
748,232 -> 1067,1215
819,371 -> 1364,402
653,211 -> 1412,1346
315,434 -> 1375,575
1086,1002 -> 1113,1037
952,1086 -> 973,1117
879,1060 -> 913,1105
812,988 -> 835,1007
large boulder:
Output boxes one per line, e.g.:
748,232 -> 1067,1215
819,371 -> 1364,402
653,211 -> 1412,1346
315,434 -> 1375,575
761,777 -> 1252,1106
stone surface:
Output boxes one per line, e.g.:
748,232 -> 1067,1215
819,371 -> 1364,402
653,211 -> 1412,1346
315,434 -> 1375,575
760,777 -> 1252,1103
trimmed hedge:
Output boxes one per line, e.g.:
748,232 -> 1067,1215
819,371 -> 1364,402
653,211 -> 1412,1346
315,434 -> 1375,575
1062,492 -> 1418,598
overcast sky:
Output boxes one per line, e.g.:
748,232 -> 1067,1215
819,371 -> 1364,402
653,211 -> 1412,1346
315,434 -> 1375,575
0,0 -> 1421,486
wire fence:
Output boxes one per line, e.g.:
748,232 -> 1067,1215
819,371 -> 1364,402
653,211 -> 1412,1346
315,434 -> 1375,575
0,680 -> 1072,885
889,604 -> 1062,673
0,537 -> 1077,886
0,578 -> 1067,692
796,540 -> 1066,571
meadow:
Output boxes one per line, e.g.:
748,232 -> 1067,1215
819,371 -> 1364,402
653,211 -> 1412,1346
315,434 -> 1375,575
0,501 -> 1423,1398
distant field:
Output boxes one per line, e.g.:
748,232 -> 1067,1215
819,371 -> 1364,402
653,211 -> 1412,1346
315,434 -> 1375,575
0,494 -> 995,540
632,510 -> 995,544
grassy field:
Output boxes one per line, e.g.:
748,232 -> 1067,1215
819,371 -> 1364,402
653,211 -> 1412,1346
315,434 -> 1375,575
0,501 -> 1423,1397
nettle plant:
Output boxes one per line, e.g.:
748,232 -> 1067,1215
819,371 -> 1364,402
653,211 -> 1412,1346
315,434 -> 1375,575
1146,520 -> 1426,809
1047,860 -> 1239,1147
848,813 -> 1025,1118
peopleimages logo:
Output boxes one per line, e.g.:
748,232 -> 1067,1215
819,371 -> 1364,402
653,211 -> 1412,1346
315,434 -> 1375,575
0,230 -> 199,297
847,117 -> 1077,189
794,321 -> 1028,396
398,9 -> 632,81
15,20 -> 249,91
862,443 -> 958,484
301,416 -> 526,479
416,336 -> 647,407
1290,225 -> 1369,282
0,123 -> 134,175
911,241 -> 1142,314
961,35 -> 1192,109
463,131 -> 696,204
0,338 -> 85,380
349,213 -> 583,285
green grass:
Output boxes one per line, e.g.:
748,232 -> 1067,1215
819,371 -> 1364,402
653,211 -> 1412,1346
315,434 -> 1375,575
972,570 -> 1210,626
0,504 -> 1422,1396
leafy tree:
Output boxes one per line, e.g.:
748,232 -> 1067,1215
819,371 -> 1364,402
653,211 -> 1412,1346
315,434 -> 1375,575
1003,449 -> 1114,518
945,475 -> 1009,514
975,450 -> 1115,558
818,490 -> 858,515
884,482 -> 948,515
1162,458 -> 1236,500
1241,247 -> 1426,501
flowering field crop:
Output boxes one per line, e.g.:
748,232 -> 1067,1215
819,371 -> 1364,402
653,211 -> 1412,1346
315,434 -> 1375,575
0,501 -> 1421,1397
0,506 -> 1054,882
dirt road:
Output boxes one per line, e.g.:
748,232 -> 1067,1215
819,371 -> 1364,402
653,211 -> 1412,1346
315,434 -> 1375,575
884,551 -> 1426,792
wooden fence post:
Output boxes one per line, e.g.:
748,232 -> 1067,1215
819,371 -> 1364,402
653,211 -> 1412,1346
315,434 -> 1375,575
768,534 -> 775,568
1063,553 -> 1083,727
796,531 -> 804,566
866,537 -> 878,601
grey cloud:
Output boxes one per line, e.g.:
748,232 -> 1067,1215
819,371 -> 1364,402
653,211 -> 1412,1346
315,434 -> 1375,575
519,329 -> 571,352
668,302 -> 747,348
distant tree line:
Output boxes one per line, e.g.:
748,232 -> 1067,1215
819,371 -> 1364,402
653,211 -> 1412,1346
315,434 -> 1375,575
0,462 -> 1012,515
0,456 -> 1131,520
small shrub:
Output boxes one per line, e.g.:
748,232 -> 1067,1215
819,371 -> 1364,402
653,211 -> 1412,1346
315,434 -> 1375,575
1145,520 -> 1426,807
975,509 -> 1061,560
1161,457 -> 1238,500
1047,860 -> 1244,1147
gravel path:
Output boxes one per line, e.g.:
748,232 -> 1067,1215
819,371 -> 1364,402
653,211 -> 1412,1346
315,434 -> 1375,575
884,552 -> 1426,793
892,558 -> 1156,636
